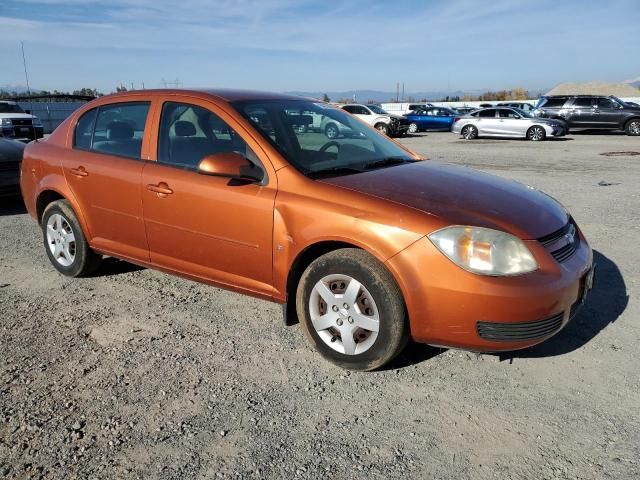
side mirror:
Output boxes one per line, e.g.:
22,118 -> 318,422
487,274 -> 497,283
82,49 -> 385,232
198,152 -> 263,182
25,109 -> 31,114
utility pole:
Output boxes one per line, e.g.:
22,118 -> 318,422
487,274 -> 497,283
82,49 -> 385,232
396,82 -> 399,102
401,83 -> 405,102
21,42 -> 31,95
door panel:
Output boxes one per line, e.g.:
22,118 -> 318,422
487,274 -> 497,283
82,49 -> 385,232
141,163 -> 275,295
62,149 -> 148,260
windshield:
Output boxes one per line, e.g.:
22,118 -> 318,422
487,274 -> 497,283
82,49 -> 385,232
232,99 -> 415,178
367,104 -> 388,114
0,103 -> 25,114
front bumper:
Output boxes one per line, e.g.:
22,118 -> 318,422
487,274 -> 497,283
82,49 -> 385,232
386,227 -> 593,351
1,125 -> 43,139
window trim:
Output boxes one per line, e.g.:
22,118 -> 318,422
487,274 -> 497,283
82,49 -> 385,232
72,101 -> 151,161
155,100 -> 267,183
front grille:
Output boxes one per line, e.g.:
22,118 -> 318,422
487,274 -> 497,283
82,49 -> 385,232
11,118 -> 32,127
477,312 -> 564,341
538,220 -> 579,263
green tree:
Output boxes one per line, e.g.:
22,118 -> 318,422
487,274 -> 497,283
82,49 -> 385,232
322,93 -> 330,102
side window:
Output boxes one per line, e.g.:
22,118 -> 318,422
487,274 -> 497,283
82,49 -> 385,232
158,102 -> 248,170
92,102 -> 150,158
478,109 -> 497,118
541,97 -> 567,108
353,106 -> 369,115
342,106 -> 356,114
595,97 -> 618,109
73,108 -> 97,150
573,98 -> 594,108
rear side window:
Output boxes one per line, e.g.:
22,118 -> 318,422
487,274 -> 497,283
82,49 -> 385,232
595,97 -> 619,109
540,97 -> 567,108
74,108 -> 97,149
91,102 -> 150,159
573,98 -> 593,108
478,109 -> 497,118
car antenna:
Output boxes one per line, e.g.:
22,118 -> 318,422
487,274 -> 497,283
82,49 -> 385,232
21,41 -> 37,143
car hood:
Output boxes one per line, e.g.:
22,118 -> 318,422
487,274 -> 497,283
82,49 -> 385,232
321,161 -> 568,239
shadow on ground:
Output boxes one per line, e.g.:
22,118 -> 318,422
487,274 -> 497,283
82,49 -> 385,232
0,195 -> 26,216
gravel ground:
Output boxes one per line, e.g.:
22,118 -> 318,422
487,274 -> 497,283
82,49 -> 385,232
1,131 -> 639,479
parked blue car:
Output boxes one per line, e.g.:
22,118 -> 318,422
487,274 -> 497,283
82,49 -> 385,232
404,107 -> 459,133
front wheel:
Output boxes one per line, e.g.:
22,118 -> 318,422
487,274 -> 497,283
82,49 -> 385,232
461,124 -> 478,139
42,200 -> 102,277
527,125 -> 546,141
408,122 -> 418,134
296,249 -> 408,371
625,119 -> 640,136
374,123 -> 389,136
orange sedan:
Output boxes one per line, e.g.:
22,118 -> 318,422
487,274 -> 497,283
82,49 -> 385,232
20,89 -> 594,370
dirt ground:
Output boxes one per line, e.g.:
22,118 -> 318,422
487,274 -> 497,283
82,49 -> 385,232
1,131 -> 638,479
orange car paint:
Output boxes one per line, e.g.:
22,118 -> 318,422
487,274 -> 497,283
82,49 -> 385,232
20,89 -> 592,352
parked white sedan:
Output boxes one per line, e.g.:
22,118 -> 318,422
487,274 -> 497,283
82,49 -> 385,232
452,107 -> 567,141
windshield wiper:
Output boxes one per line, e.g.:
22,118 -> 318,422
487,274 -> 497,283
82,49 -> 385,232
307,166 -> 365,179
362,157 -> 415,170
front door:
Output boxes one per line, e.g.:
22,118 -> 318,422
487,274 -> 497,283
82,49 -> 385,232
62,101 -> 151,261
141,100 -> 276,297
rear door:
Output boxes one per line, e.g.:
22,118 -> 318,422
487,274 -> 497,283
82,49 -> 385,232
476,109 -> 499,134
62,101 -> 151,261
567,97 -> 597,128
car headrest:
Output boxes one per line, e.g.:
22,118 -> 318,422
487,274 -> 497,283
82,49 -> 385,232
175,121 -> 196,137
106,121 -> 134,140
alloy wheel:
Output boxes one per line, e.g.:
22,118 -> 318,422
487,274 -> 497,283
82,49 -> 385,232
629,121 -> 640,136
408,123 -> 418,134
529,126 -> 545,141
308,274 -> 380,355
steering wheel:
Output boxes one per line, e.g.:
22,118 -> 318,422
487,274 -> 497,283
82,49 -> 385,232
319,141 -> 341,154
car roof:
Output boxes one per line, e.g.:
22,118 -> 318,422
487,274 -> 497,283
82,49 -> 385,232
96,88 -> 314,103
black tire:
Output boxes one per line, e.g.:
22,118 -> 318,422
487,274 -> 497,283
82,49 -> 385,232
625,118 -> 640,136
41,200 -> 102,277
461,124 -> 478,139
374,123 -> 389,136
324,123 -> 339,139
527,125 -> 546,141
296,248 -> 408,371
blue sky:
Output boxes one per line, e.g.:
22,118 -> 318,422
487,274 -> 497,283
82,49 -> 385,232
1,0 -> 639,94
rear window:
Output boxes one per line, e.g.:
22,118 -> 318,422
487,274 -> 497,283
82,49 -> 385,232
540,97 -> 567,108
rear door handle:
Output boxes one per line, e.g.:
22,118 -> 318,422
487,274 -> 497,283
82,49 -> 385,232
147,182 -> 173,198
70,166 -> 88,177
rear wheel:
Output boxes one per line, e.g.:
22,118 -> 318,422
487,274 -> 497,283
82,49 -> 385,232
625,119 -> 640,136
42,200 -> 102,277
461,125 -> 478,139
296,249 -> 408,371
527,125 -> 546,141
325,123 -> 339,139
374,123 -> 389,136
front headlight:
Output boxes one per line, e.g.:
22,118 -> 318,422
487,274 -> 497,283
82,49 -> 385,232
1,118 -> 11,126
428,226 -> 537,276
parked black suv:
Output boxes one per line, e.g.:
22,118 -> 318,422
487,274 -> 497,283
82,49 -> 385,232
533,95 -> 640,135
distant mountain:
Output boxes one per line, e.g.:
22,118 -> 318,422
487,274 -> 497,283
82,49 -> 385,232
286,89 -> 471,103
623,76 -> 640,89
0,84 -> 42,94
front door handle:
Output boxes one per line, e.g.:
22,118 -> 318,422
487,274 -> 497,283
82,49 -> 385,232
70,166 -> 88,177
147,182 -> 173,198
